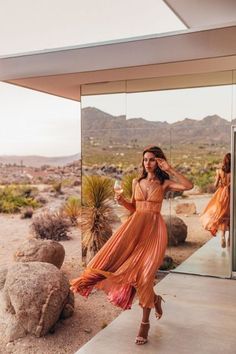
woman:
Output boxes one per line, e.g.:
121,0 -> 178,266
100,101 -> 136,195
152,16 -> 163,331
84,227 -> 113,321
201,153 -> 231,248
70,146 -> 193,345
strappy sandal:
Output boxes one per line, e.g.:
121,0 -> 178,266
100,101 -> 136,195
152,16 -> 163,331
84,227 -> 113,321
154,295 -> 165,320
135,321 -> 150,345
221,236 -> 226,248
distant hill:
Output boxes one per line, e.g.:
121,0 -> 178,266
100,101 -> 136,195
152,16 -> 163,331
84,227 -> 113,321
0,153 -> 81,167
82,107 -> 234,146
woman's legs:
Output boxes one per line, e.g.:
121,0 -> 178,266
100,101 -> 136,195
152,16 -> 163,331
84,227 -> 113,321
135,291 -> 165,344
227,230 -> 230,247
142,307 -> 151,323
154,293 -> 164,319
220,230 -> 226,248
135,307 -> 151,345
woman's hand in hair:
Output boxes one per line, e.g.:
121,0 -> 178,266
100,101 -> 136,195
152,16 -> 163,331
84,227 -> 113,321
156,158 -> 171,173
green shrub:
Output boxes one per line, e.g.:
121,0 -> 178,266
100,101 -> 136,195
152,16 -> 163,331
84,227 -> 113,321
52,181 -> 62,194
193,171 -> 215,193
63,196 -> 81,225
0,185 -> 40,213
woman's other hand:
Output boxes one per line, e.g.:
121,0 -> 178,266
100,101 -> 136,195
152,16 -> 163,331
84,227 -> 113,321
114,193 -> 125,205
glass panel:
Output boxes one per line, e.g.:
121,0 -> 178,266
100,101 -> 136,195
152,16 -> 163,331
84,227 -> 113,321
168,85 -> 232,277
81,93 -> 126,169
232,71 -> 236,272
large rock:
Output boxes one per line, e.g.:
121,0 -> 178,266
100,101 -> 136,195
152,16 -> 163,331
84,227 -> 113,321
2,262 -> 74,341
14,238 -> 65,268
163,215 -> 187,246
175,202 -> 197,215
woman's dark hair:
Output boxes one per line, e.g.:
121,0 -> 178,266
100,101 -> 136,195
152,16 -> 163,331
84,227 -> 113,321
138,145 -> 170,185
222,153 -> 231,173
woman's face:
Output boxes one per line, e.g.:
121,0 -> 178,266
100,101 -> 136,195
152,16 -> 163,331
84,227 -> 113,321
143,152 -> 158,172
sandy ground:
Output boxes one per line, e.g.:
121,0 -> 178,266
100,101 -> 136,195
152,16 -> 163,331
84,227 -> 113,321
0,193 -> 213,353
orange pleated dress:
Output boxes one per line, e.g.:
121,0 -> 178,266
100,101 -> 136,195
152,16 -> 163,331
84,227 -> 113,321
200,170 -> 230,236
70,181 -> 168,310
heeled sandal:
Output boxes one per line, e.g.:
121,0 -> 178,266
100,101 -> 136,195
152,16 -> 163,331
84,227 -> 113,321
135,321 -> 150,345
154,295 -> 165,320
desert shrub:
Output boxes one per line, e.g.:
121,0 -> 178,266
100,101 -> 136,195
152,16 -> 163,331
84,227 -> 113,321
73,180 -> 81,187
0,185 -> 40,213
31,212 -> 70,241
121,171 -> 139,199
21,207 -> 34,219
205,183 -> 216,194
35,195 -> 48,205
82,175 -> 115,263
193,171 -> 215,193
61,179 -> 74,188
159,255 -> 174,270
52,181 -> 62,194
63,196 -> 81,225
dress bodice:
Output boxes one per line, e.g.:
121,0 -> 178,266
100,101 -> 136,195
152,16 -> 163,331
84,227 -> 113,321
134,181 -> 164,213
219,170 -> 230,187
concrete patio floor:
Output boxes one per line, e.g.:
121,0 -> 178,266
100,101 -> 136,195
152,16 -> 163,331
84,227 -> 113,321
172,236 -> 231,278
75,272 -> 236,354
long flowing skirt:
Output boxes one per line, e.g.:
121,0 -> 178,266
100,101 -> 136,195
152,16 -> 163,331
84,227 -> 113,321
70,210 -> 167,310
200,185 -> 230,236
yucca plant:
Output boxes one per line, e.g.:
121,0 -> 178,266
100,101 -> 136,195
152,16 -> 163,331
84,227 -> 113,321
118,171 -> 140,221
82,175 -> 116,263
122,171 -> 139,199
63,196 -> 81,226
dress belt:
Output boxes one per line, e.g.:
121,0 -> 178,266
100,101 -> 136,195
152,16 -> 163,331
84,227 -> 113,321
135,201 -> 162,214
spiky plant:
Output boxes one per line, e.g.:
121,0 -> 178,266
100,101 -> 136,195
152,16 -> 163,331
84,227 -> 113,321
122,171 -> 139,199
82,175 -> 116,263
63,196 -> 81,226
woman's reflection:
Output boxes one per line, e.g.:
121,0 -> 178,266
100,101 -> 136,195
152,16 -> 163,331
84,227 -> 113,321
201,153 -> 231,248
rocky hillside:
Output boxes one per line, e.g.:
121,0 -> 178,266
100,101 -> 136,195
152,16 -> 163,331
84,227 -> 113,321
0,153 -> 81,168
82,107 -> 234,145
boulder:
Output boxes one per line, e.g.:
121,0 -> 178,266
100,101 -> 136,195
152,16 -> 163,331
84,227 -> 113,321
14,238 -> 65,268
175,202 -> 197,215
2,262 -> 74,341
163,215 -> 187,246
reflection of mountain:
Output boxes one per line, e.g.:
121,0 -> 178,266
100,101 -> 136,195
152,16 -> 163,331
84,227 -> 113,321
82,107 -> 234,145
0,154 -> 81,167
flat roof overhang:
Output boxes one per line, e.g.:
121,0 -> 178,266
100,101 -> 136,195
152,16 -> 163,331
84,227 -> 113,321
1,24 -> 236,101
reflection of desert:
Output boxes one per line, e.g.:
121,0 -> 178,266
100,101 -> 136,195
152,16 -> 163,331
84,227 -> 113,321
162,194 -> 212,265
0,185 -> 212,352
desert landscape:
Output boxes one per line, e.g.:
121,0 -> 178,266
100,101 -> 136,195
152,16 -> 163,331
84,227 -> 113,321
0,160 -> 212,353
0,107 -> 231,353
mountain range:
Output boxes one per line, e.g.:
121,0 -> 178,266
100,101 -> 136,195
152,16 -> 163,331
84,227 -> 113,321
0,153 -> 80,167
82,107 -> 234,146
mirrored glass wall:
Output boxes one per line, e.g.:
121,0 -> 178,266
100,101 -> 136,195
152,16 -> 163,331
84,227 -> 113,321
81,71 -> 234,278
